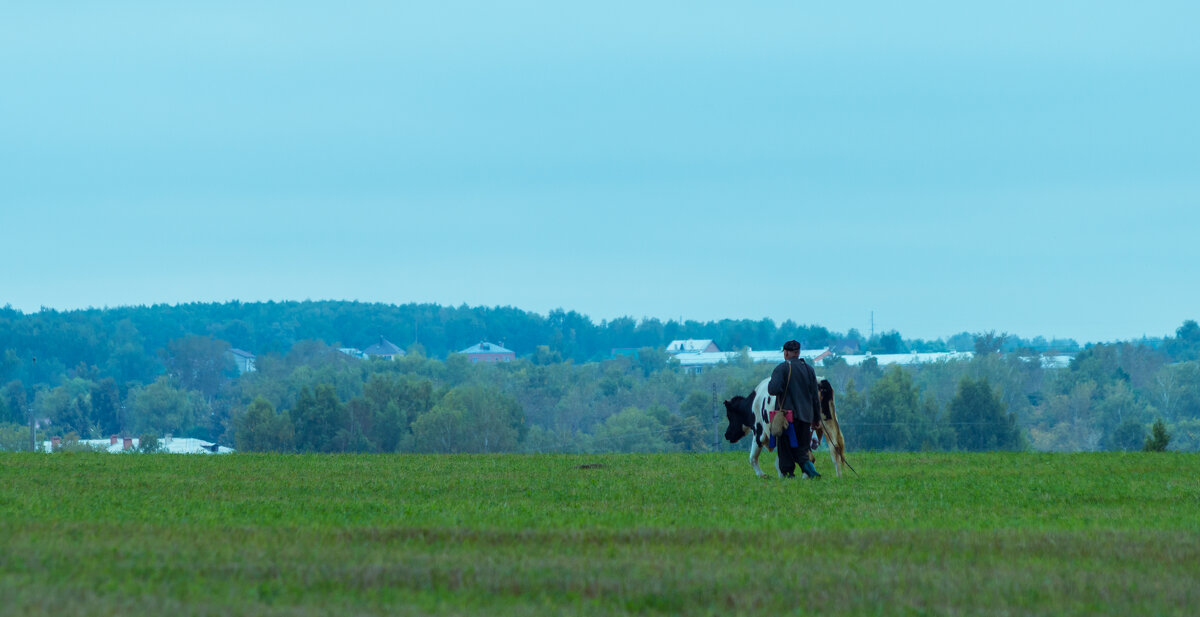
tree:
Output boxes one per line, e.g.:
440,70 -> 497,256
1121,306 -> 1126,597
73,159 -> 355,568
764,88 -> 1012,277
1144,418 -> 1171,452
90,378 -> 122,436
635,347 -> 672,377
874,331 -> 907,354
917,395 -> 953,450
0,422 -> 30,451
680,391 -> 712,420
0,349 -> 19,384
1,383 -> 29,439
589,406 -> 670,453
531,345 -> 563,366
138,433 -> 162,453
37,378 -> 93,437
127,377 -> 202,435
947,377 -> 1021,451
429,384 -> 524,453
1030,378 -> 1101,452
974,331 -> 1008,355
820,356 -> 856,401
856,356 -> 883,391
409,403 -> 469,453
291,384 -> 343,452
106,342 -> 160,385
1106,417 -> 1146,452
1095,381 -> 1151,449
1166,419 -> 1200,451
946,332 -> 975,352
1149,362 -> 1200,423
663,412 -> 708,452
161,336 -> 234,401
1163,320 -> 1200,362
332,398 -> 376,453
1114,343 -> 1167,391
234,397 -> 295,452
849,366 -> 921,451
442,354 -> 473,387
361,373 -> 434,452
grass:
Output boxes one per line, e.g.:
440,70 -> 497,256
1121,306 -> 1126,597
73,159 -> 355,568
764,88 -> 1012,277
1,451 -> 1198,615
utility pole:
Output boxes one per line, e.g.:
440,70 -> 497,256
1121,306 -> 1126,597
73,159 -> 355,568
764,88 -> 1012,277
28,356 -> 36,452
870,311 -> 875,341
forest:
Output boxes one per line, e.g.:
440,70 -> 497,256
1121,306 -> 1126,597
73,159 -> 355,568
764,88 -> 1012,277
1,301 -> 1197,453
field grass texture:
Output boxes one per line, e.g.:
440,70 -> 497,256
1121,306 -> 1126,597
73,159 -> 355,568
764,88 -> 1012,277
2,451 -> 1197,616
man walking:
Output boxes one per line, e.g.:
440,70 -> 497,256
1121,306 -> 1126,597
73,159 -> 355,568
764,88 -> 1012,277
768,340 -> 822,479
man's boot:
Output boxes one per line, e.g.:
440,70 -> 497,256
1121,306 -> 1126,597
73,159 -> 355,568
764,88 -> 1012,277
800,460 -> 821,479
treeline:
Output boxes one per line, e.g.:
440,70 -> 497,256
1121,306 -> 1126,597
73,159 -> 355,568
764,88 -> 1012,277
4,326 -> 1197,454
0,300 -> 1081,389
1,301 -> 1197,454
828,332 -> 1200,452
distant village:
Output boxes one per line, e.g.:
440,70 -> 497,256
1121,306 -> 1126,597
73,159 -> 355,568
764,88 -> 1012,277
45,336 -> 1074,455
230,336 -> 1076,377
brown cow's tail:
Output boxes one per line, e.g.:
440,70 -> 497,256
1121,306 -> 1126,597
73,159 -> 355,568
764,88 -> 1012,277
818,380 -> 857,477
829,397 -> 857,476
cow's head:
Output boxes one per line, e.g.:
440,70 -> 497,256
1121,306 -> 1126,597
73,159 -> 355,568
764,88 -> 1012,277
723,392 -> 756,443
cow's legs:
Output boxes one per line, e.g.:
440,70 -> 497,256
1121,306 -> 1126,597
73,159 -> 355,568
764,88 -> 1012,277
828,449 -> 842,477
749,440 -> 766,478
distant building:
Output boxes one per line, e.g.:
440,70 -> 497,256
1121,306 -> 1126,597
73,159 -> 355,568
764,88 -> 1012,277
42,435 -> 234,454
363,336 -> 406,360
1037,355 -> 1074,369
674,348 -> 832,375
830,338 -> 861,355
228,349 -> 256,374
338,347 -> 366,360
460,341 -> 515,363
835,351 -> 973,367
666,339 -> 720,354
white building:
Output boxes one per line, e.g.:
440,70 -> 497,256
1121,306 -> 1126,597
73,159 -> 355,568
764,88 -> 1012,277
674,348 -> 832,375
339,347 -> 366,360
835,351 -> 974,366
42,435 -> 234,454
229,349 -> 256,374
666,339 -> 720,354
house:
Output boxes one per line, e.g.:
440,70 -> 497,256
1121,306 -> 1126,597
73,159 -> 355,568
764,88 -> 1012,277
460,341 -> 515,363
228,348 -> 256,374
363,336 -> 406,360
666,339 -> 720,354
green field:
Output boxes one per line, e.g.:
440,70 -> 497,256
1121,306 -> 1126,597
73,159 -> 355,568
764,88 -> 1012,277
2,452 -> 1198,616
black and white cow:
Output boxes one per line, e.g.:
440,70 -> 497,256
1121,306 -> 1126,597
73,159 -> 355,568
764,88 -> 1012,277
722,378 -> 778,478
724,377 -> 842,478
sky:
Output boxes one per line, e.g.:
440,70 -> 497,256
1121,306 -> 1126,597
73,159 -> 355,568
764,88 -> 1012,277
2,1 -> 1198,344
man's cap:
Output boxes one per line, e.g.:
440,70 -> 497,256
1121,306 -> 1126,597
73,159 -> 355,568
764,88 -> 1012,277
782,340 -> 801,352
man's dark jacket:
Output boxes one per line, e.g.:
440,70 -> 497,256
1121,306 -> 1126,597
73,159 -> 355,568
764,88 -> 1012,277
768,357 -> 821,425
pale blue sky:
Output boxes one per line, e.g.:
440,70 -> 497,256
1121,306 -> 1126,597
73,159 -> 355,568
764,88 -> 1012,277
2,2 -> 1197,343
